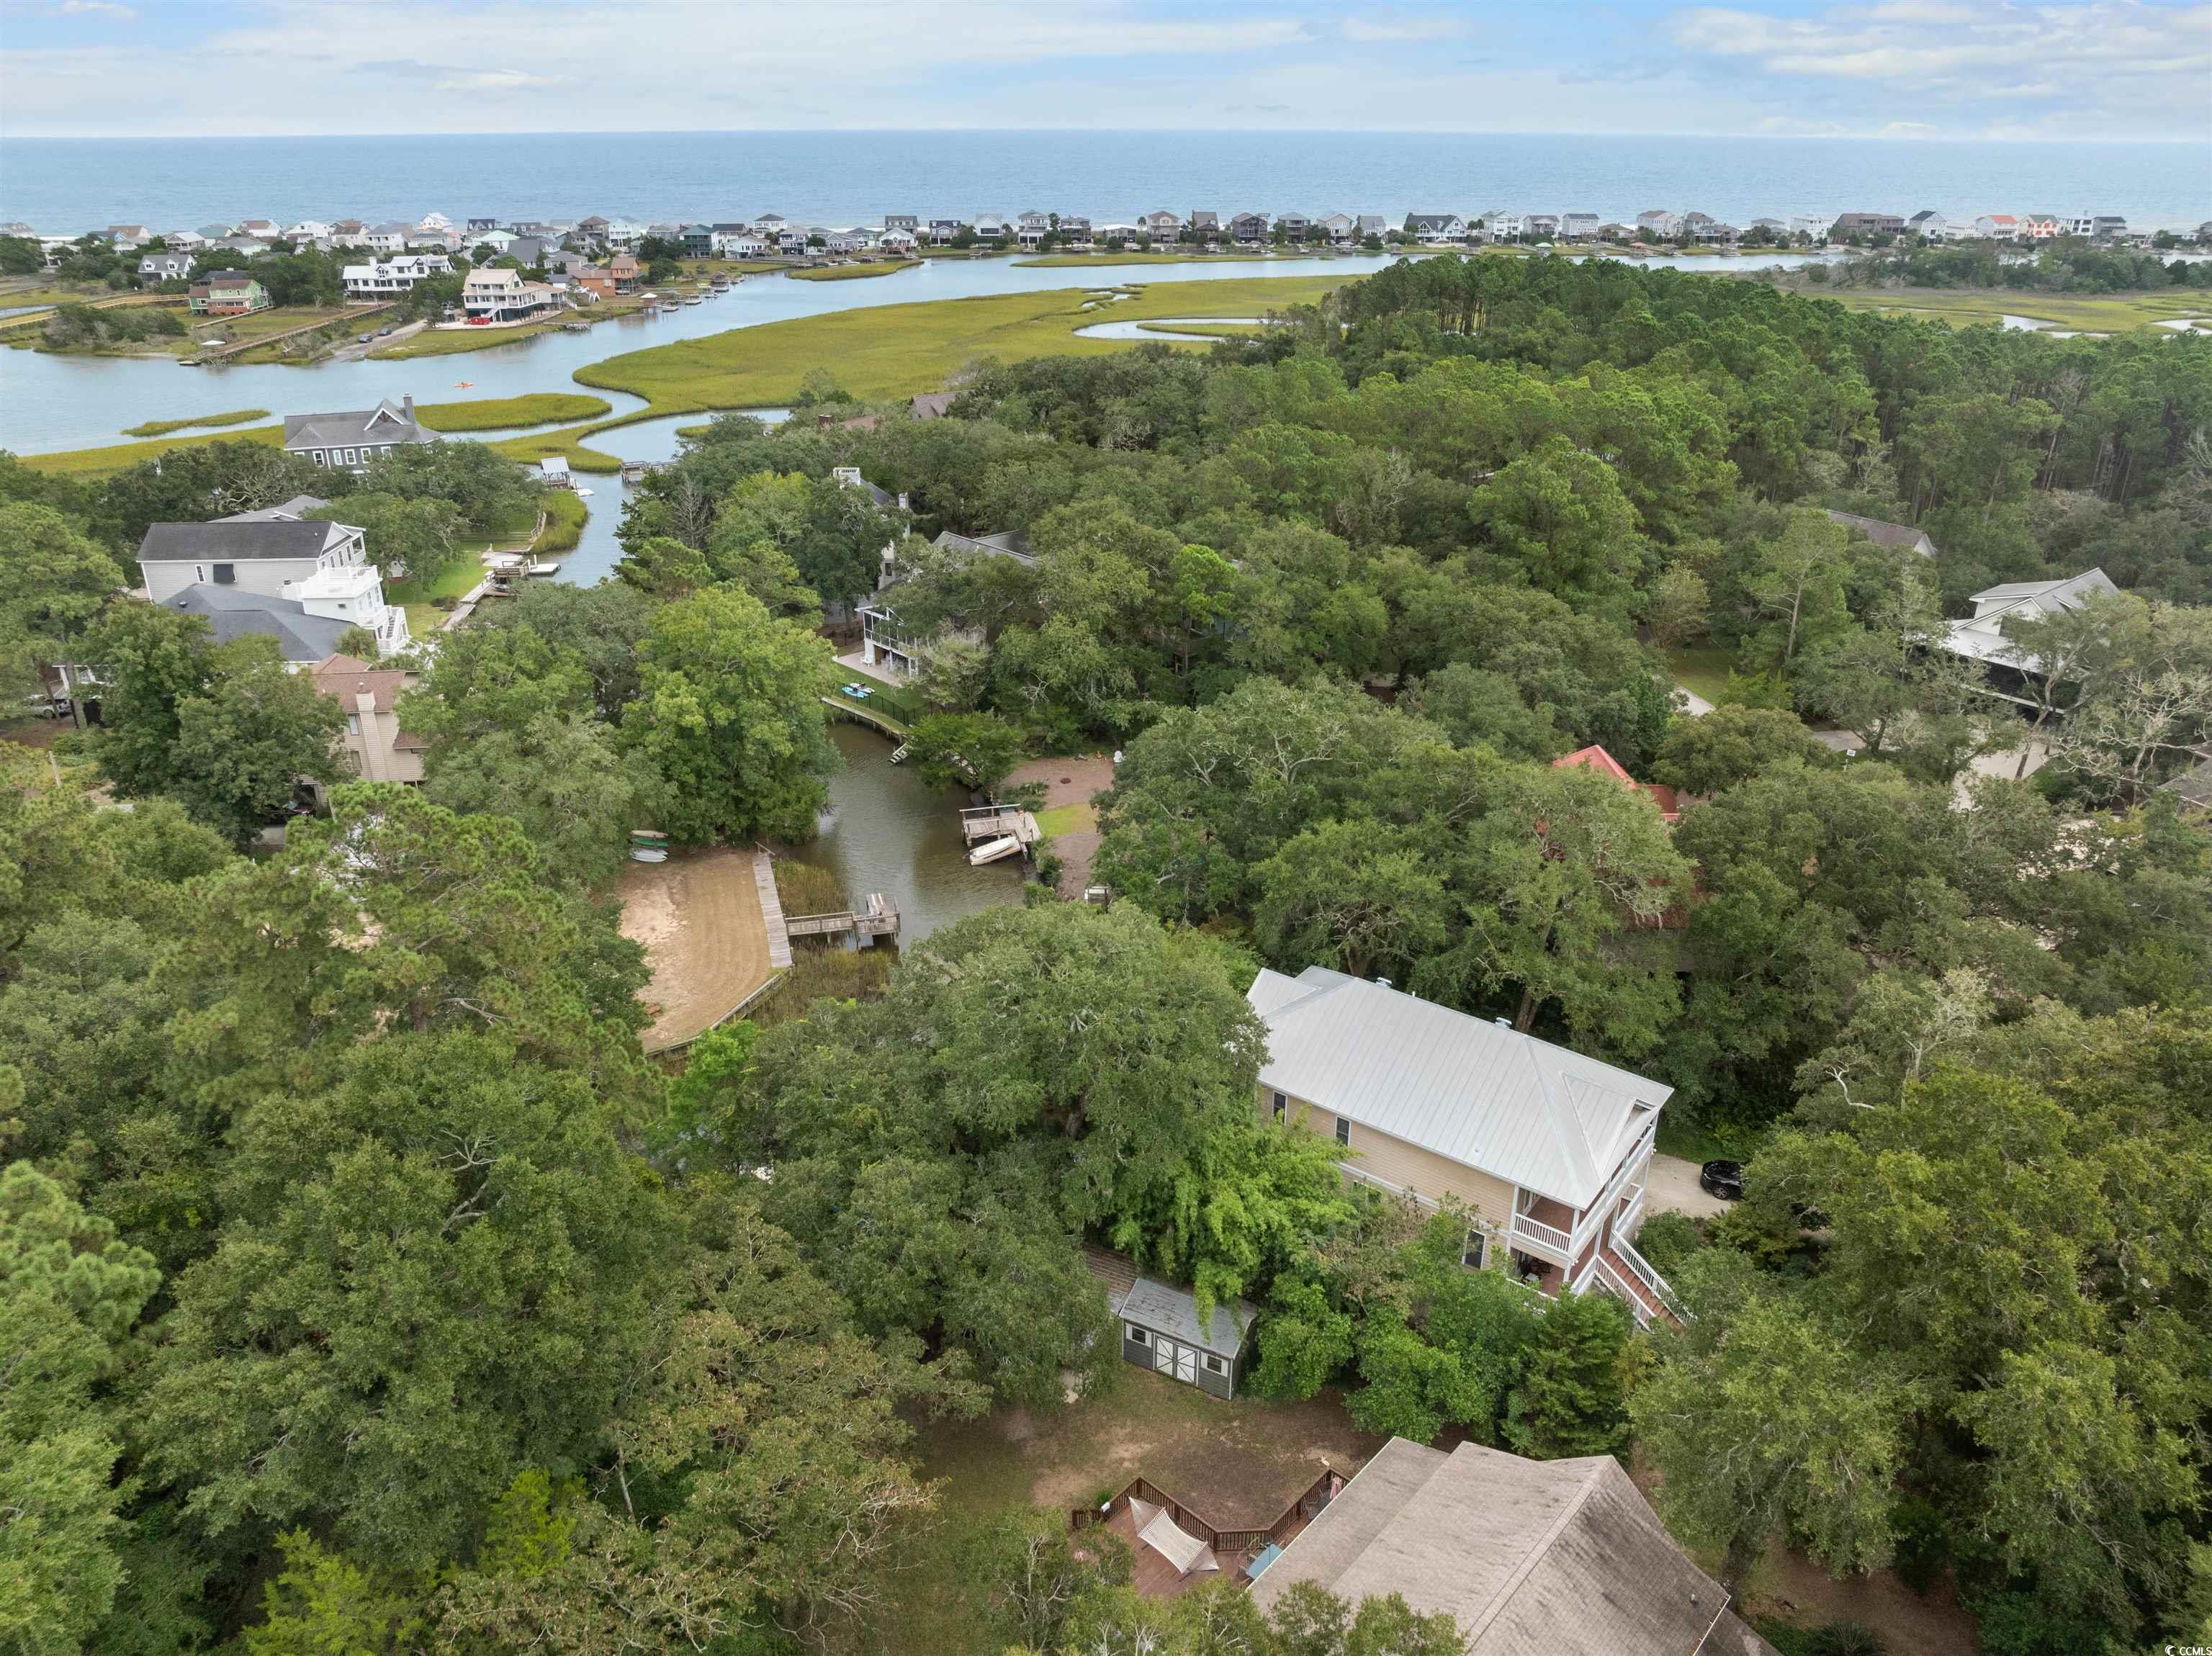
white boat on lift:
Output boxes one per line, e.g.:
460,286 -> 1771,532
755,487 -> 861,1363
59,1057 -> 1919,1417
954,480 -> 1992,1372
967,834 -> 1024,865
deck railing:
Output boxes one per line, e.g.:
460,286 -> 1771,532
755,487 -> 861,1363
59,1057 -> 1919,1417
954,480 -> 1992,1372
1509,1210 -> 1573,1256
1071,1467 -> 1346,1560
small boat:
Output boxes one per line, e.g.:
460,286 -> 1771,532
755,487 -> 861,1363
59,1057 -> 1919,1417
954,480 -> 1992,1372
573,486 -> 595,498
685,294 -> 703,305
968,834 -> 1023,866
454,380 -> 473,388
524,561 -> 561,577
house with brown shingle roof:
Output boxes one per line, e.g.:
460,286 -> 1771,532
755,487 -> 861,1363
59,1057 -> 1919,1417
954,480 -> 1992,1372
1249,1439 -> 1778,1656
310,654 -> 427,789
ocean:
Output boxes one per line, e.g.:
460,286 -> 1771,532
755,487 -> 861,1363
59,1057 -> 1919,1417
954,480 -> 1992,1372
4,130 -> 2208,235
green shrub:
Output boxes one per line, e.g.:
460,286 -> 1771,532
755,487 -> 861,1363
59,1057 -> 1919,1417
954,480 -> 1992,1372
1630,1211 -> 1704,1277
1805,1623 -> 1884,1656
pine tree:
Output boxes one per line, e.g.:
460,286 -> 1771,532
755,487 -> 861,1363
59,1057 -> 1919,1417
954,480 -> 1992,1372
1503,1288 -> 1632,1459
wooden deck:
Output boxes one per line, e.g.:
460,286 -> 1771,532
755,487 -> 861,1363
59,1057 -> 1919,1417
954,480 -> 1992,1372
1070,1468 -> 1345,1602
783,891 -> 899,941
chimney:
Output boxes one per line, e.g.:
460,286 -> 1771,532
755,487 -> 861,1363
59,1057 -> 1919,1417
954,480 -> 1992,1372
403,394 -> 415,420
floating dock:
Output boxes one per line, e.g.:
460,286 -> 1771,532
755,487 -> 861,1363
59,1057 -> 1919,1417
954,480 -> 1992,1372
783,890 -> 901,942
959,805 -> 1040,864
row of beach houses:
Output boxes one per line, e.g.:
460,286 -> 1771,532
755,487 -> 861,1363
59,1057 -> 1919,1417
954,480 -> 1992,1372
14,202 -> 2177,275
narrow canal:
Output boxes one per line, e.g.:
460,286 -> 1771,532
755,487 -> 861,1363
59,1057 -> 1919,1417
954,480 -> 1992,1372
786,721 -> 1024,946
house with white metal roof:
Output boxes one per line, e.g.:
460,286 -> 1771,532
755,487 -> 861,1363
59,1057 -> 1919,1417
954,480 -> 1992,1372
1943,568 -> 2121,678
1249,968 -> 1676,1326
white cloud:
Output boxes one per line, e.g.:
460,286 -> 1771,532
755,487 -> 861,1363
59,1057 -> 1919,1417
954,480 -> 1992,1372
1343,13 -> 1464,42
55,0 -> 136,16
431,69 -> 566,92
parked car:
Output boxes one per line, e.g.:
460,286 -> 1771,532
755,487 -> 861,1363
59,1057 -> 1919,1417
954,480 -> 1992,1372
377,325 -> 393,336
357,333 -> 374,343
1699,1159 -> 1745,1202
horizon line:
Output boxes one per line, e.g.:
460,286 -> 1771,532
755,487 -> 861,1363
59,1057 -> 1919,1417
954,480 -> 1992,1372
4,127 -> 2205,145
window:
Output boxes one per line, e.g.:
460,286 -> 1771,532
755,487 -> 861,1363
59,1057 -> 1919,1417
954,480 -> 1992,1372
212,563 -> 233,585
1124,1323 -> 1148,1346
1462,1232 -> 1488,1271
1335,1117 -> 1351,1147
1271,1091 -> 1287,1122
194,564 -> 204,582
1202,1354 -> 1226,1375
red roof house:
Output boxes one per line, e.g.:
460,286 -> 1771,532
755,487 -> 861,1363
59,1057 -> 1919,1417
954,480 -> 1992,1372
1552,745 -> 1680,824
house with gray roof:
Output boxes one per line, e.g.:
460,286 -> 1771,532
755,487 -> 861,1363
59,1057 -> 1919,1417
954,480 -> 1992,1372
1825,509 -> 1936,559
1249,1439 -> 1777,1655
162,585 -> 359,665
138,503 -> 408,654
1250,967 -> 1677,1327
1406,212 -> 1468,243
282,397 -> 436,473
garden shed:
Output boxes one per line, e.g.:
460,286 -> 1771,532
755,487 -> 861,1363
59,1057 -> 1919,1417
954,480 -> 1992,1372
1114,1273 -> 1254,1400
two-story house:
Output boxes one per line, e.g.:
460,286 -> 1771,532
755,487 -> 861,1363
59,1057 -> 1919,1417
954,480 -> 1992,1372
137,503 -> 410,659
187,270 -> 271,315
282,397 -> 437,472
1249,968 -> 1677,1327
341,252 -> 451,299
1228,211 -> 1270,245
1140,210 -> 1182,240
1406,212 -> 1468,243
462,266 -> 559,321
310,653 -> 428,791
138,251 -> 195,283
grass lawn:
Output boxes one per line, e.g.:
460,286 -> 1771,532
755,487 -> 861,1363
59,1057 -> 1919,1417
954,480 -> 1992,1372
1794,284 -> 2210,333
0,280 -> 121,311
414,393 -> 613,432
1033,802 -> 1096,837
887,1370 -> 1384,1656
1665,644 -> 1738,706
788,260 -> 922,282
1015,251 -> 1290,267
121,408 -> 269,438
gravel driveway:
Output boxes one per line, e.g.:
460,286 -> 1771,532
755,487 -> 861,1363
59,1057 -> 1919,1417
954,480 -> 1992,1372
1645,1153 -> 1734,1220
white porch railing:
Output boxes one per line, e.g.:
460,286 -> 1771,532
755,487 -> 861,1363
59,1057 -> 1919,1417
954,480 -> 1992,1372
1590,1255 -> 1657,1328
1509,1210 -> 1573,1259
1613,1236 -> 1676,1313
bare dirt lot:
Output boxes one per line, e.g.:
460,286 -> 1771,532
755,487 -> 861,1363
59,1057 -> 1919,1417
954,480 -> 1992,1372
618,846 -> 772,1052
1007,752 -> 1115,898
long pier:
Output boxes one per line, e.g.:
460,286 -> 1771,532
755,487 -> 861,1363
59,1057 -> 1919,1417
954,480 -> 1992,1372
818,695 -> 908,742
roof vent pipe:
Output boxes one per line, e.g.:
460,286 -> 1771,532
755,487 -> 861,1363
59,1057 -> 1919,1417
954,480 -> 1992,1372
1495,1017 -> 1513,1029
1375,978 -> 1390,989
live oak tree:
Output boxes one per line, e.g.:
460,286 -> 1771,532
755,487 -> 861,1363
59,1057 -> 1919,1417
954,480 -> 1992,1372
0,498 -> 124,697
619,584 -> 837,844
167,634 -> 346,844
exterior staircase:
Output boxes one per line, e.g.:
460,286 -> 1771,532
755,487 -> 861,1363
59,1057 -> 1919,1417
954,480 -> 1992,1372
1589,1237 -> 1681,1329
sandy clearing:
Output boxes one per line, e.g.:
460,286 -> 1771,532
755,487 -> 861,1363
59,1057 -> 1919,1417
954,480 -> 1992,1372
618,845 -> 773,1053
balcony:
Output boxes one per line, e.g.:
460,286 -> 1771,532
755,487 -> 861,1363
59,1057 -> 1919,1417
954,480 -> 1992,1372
1509,1192 -> 1575,1263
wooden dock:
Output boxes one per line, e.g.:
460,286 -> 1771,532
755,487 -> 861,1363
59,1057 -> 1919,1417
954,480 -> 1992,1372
753,851 -> 793,968
959,806 -> 1041,847
783,891 -> 900,942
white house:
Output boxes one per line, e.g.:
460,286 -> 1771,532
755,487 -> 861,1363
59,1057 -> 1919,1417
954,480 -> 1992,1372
137,252 -> 194,283
1316,212 -> 1357,245
1973,213 -> 2018,240
1635,208 -> 1683,238
1560,211 -> 1600,239
462,266 -> 559,321
364,222 -> 412,253
285,220 -> 333,244
1406,213 -> 1468,243
341,253 -> 451,299
1907,210 -> 1949,240
974,212 -> 1009,240
136,508 -> 408,658
1943,569 -> 2121,685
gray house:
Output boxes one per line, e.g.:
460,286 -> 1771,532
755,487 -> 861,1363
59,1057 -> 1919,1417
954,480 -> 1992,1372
283,397 -> 436,472
1088,1249 -> 1254,1400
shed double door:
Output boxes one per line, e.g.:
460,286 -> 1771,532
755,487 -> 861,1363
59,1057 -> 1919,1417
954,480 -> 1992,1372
1153,1338 -> 1197,1384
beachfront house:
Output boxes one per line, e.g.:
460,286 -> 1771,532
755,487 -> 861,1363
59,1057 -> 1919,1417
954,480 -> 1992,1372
1277,212 -> 1312,241
1830,212 -> 1905,238
1972,213 -> 2020,240
282,396 -> 436,472
1560,211 -> 1600,239
187,271 -> 271,315
927,217 -> 963,245
1189,210 -> 1220,238
1316,212 -> 1355,245
1635,209 -> 1682,238
330,220 -> 369,248
1249,967 -> 1677,1327
341,253 -> 451,299
1141,210 -> 1182,240
1356,213 -> 1389,240
1248,1439 -> 1779,1655
973,212 -> 1009,242
1406,212 -> 1467,243
364,222 -> 413,254
1907,209 -> 1949,240
1229,212 -> 1269,246
1056,215 -> 1092,249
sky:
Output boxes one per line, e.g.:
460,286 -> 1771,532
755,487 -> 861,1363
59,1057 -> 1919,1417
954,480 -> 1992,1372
1,0 -> 2207,142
